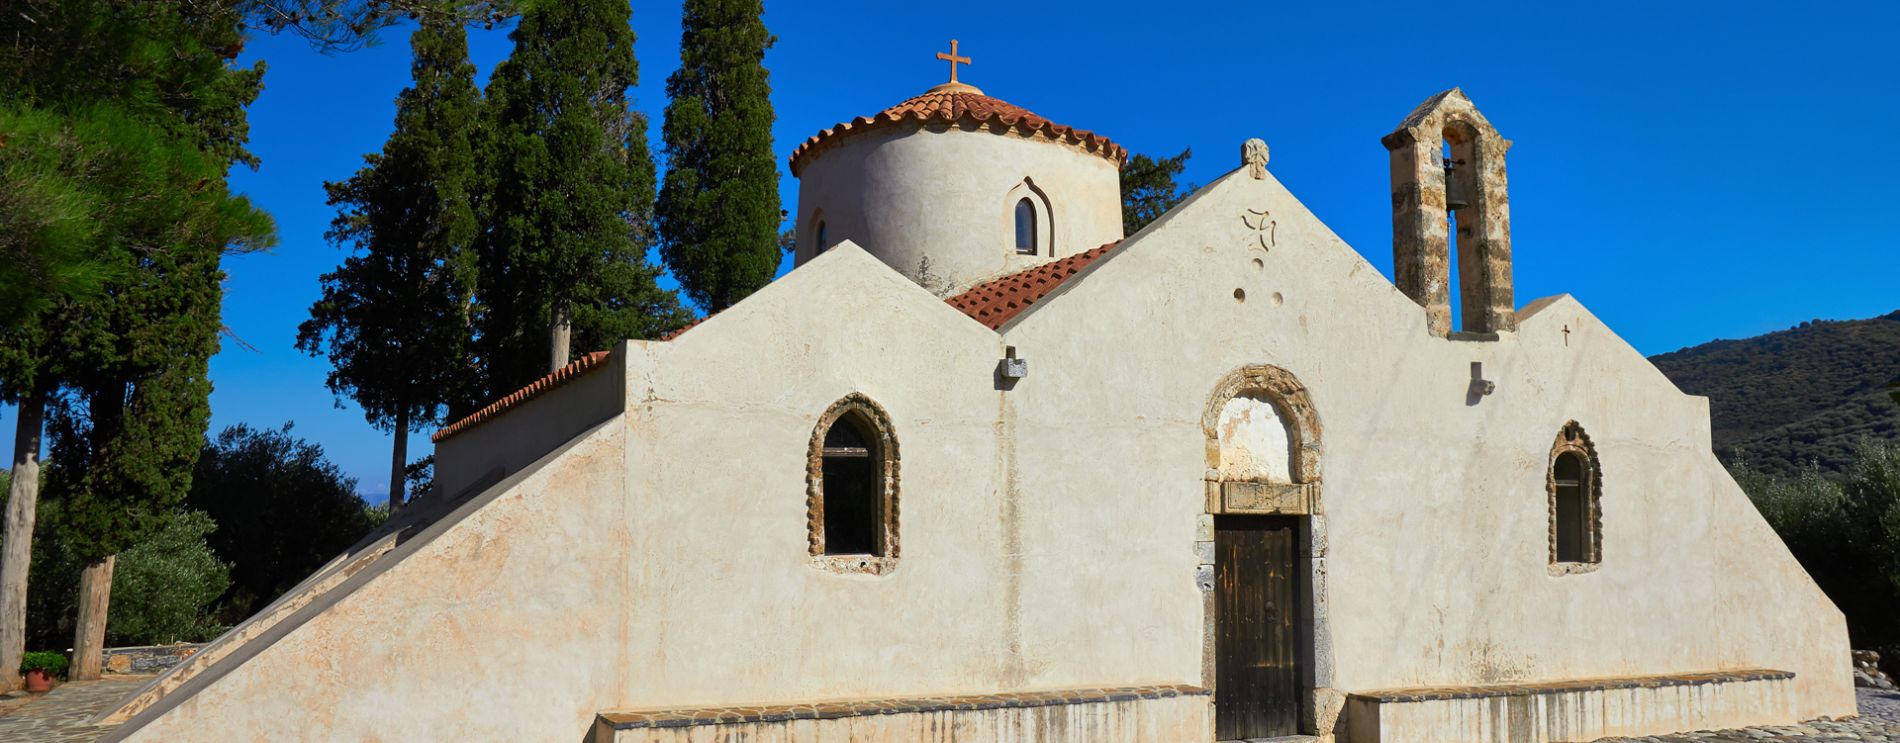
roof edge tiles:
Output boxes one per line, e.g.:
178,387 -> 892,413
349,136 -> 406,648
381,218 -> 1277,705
788,88 -> 1126,177
944,242 -> 1118,330
432,350 -> 614,444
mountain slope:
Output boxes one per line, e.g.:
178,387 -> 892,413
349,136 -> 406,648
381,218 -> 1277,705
1650,310 -> 1900,478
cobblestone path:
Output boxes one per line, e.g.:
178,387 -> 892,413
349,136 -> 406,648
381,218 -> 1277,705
0,675 -> 147,743
0,681 -> 1897,741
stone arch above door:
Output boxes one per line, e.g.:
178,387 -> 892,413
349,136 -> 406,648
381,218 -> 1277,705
1201,365 -> 1322,515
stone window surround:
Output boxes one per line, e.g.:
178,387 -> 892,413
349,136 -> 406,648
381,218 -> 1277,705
1547,420 -> 1603,575
1197,364 -> 1342,736
807,393 -> 901,575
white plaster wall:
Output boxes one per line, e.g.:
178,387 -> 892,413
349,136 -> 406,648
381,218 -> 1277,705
1001,166 -> 1854,723
115,418 -> 634,742
793,126 -> 1123,295
606,245 -> 1029,706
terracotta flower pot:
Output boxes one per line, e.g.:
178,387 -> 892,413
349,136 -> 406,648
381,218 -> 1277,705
23,669 -> 53,693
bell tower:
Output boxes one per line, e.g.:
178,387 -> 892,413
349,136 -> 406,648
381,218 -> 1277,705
1382,88 -> 1516,337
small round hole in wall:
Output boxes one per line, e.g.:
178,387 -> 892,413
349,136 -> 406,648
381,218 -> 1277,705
1270,292 -> 1285,307
1251,258 -> 1264,271
1233,288 -> 1247,303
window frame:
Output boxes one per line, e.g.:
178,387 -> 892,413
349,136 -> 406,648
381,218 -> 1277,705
1014,197 -> 1038,255
807,393 -> 901,575
1546,421 -> 1603,574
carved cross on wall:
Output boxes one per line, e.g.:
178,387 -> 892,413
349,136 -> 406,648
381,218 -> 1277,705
936,39 -> 972,84
1563,325 -> 1571,346
1243,208 -> 1276,251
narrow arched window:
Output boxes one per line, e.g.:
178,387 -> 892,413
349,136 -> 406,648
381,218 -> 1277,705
809,394 -> 899,573
821,416 -> 877,554
816,221 -> 828,251
1548,421 -> 1602,571
1552,452 -> 1586,561
1014,197 -> 1037,255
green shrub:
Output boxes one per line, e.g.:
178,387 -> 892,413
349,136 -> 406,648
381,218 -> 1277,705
20,651 -> 68,678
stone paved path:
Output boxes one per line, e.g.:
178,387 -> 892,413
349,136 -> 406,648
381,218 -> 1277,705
0,675 -> 148,743
0,680 -> 1896,742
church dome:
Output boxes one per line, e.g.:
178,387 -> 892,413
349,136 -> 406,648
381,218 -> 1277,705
788,82 -> 1127,177
790,60 -> 1128,297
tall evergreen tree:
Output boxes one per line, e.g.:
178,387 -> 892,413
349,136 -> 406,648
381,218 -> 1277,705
1121,148 -> 1194,235
654,0 -> 781,313
475,0 -> 684,396
0,0 -> 270,682
298,9 -> 481,508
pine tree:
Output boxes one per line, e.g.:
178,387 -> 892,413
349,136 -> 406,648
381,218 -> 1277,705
0,0 -> 271,682
474,0 -> 685,398
654,0 -> 782,313
1121,148 -> 1194,235
298,10 -> 481,509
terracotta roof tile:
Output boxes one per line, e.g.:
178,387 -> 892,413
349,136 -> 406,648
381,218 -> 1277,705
944,242 -> 1118,330
789,86 -> 1126,176
432,351 -> 613,443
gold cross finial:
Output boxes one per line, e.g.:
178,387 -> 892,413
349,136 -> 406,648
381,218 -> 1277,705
935,39 -> 971,84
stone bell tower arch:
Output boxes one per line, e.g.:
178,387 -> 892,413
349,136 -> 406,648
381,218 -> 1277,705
1382,88 -> 1516,337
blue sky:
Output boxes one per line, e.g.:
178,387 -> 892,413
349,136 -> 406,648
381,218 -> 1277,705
6,0 -> 1897,502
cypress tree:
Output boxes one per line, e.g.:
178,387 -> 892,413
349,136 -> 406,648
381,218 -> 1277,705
475,0 -> 685,397
655,0 -> 782,313
298,9 -> 481,508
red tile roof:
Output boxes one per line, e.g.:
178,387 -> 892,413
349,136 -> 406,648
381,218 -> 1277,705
944,242 -> 1118,330
432,351 -> 614,443
788,85 -> 1127,177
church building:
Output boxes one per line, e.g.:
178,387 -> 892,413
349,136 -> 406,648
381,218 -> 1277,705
95,45 -> 1851,743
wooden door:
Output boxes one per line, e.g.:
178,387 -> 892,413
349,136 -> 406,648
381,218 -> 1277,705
1215,515 -> 1304,739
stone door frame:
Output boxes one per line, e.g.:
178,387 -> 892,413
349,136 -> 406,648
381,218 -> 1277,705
1198,365 -> 1340,738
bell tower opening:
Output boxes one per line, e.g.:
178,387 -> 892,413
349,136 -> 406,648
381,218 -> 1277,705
1382,88 -> 1517,338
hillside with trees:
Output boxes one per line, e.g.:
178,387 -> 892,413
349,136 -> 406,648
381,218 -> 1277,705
1651,310 -> 1900,478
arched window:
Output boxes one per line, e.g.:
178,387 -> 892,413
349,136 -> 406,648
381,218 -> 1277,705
816,221 -> 828,252
1547,421 -> 1602,571
1014,197 -> 1037,255
808,394 -> 899,573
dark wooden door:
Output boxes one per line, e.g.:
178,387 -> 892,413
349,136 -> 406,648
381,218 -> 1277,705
1215,515 -> 1304,739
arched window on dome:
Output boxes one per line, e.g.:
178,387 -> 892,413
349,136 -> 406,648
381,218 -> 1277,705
1014,198 -> 1038,255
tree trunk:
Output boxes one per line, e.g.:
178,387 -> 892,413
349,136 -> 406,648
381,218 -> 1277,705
549,302 -> 572,373
0,383 -> 49,691
388,408 -> 409,513
71,555 -> 115,681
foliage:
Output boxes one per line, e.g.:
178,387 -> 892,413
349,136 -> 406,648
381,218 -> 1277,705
655,0 -> 782,313
19,651 -> 68,678
185,424 -> 377,621
1653,310 -> 1900,478
298,7 -> 481,497
1740,438 -> 1900,661
234,0 -> 516,52
1120,148 -> 1195,235
18,497 -> 230,648
105,511 -> 231,644
475,0 -> 686,397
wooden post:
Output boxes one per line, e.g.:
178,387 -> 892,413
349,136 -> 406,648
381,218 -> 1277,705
0,383 -> 49,691
71,555 -> 116,681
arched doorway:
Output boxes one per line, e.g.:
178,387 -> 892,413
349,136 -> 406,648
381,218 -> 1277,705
1200,365 -> 1333,739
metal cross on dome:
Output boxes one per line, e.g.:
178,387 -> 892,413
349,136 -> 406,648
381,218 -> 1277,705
935,39 -> 972,84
